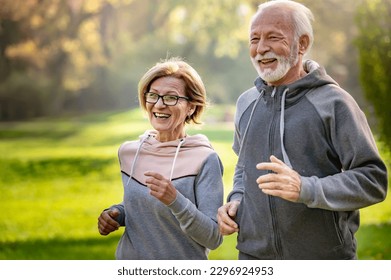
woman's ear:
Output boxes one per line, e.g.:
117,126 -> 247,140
188,106 -> 195,116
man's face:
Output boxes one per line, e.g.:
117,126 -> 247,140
249,8 -> 300,86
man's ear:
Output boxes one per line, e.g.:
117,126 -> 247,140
298,35 -> 310,55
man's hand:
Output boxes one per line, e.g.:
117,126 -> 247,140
217,200 -> 240,235
256,155 -> 301,202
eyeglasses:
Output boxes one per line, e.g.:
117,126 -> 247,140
144,92 -> 189,106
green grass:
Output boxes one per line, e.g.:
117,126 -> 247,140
0,107 -> 390,260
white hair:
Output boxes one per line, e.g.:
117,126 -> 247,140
254,0 -> 315,53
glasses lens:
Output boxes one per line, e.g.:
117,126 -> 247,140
145,92 -> 185,106
163,95 -> 179,106
145,92 -> 158,103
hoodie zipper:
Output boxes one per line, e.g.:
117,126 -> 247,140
268,87 -> 284,259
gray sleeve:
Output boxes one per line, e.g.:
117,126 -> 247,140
108,172 -> 130,226
167,153 -> 224,250
227,93 -> 251,203
227,163 -> 245,202
298,87 -> 388,210
108,203 -> 125,226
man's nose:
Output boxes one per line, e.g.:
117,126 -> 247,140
256,39 -> 270,54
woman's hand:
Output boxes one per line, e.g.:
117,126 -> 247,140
98,208 -> 120,235
145,171 -> 177,205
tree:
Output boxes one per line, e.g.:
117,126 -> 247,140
355,0 -> 391,148
0,0 -> 374,121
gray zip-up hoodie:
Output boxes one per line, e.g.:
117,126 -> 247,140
228,60 -> 388,259
111,131 -> 224,259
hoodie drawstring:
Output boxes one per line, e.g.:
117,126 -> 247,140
279,88 -> 292,168
127,135 -> 185,185
239,88 -> 292,168
170,138 -> 185,181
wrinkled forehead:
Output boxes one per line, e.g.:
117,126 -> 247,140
250,7 -> 294,34
149,76 -> 186,94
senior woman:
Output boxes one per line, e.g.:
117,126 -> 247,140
98,57 -> 224,260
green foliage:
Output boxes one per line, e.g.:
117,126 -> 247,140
0,107 -> 236,259
0,0 -> 255,119
0,108 -> 390,260
355,0 -> 391,149
0,236 -> 122,260
356,223 -> 391,260
1,0 -> 372,121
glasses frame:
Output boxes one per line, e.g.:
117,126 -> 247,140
144,92 -> 189,106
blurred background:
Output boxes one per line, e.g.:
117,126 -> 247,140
0,0 -> 388,124
0,0 -> 390,260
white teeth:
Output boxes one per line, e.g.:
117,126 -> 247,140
154,113 -> 170,118
261,59 -> 275,63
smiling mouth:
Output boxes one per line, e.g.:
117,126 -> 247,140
259,58 -> 277,65
153,112 -> 170,119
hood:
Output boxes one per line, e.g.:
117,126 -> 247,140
254,59 -> 338,100
119,130 -> 215,184
139,130 -> 213,153
240,60 -> 339,168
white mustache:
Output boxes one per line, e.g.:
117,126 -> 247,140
253,53 -> 279,61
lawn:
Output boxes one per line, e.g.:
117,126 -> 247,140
0,107 -> 390,260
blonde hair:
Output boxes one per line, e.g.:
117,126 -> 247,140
138,57 -> 206,124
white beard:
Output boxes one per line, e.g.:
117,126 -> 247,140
251,47 -> 299,83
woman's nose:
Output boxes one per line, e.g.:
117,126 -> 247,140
154,96 -> 166,107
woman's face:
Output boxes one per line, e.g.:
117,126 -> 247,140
146,76 -> 194,142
